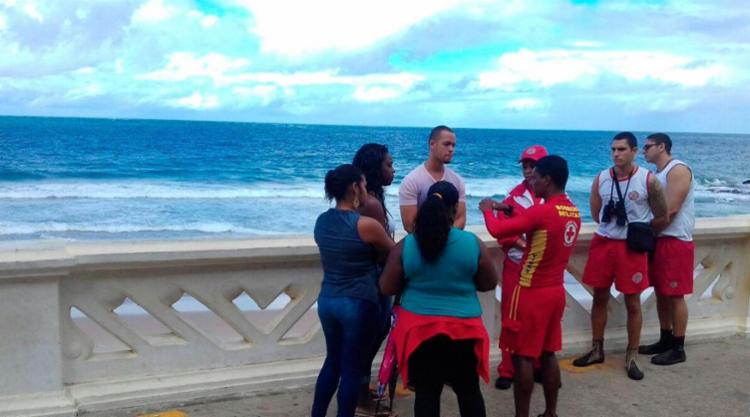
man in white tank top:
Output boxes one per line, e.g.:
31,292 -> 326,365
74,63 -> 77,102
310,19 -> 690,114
572,132 -> 669,381
639,133 -> 695,366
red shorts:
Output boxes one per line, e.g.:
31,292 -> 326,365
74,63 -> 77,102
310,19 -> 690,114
582,234 -> 649,294
501,284 -> 565,358
649,237 -> 695,296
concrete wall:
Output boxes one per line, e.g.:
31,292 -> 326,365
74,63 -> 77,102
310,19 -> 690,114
0,217 -> 748,416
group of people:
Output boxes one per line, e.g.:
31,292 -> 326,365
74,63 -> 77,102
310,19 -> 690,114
311,126 -> 696,417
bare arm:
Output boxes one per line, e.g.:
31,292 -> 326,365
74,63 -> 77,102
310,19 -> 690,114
665,165 -> 692,221
358,216 -> 395,258
474,238 -> 499,291
453,201 -> 466,229
400,205 -> 417,233
590,175 -> 602,223
359,194 -> 386,229
379,240 -> 405,295
647,174 -> 670,231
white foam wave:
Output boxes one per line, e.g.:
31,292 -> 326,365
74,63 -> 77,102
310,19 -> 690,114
0,181 -> 325,200
0,221 -> 291,236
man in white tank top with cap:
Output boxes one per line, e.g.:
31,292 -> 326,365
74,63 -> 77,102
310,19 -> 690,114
639,133 -> 695,366
573,131 -> 669,381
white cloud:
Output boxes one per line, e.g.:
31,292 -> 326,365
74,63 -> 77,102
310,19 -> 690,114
171,91 -> 220,109
353,86 -> 402,102
233,85 -> 278,105
132,0 -> 175,24
115,59 -> 124,74
503,98 -> 545,111
570,40 -> 602,48
140,52 -> 251,82
141,53 -> 423,95
0,13 -> 6,31
75,7 -> 89,21
201,15 -> 218,28
479,49 -> 729,90
65,84 -> 103,100
22,3 -> 43,22
73,66 -> 95,75
237,0 -> 461,56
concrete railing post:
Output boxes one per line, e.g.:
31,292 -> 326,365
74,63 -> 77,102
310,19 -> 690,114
0,255 -> 76,417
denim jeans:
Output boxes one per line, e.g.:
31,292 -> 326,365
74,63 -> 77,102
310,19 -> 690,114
311,296 -> 379,417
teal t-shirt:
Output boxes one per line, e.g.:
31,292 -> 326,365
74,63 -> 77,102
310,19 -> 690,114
401,228 -> 482,318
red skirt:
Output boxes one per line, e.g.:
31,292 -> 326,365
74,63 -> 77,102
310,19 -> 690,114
392,308 -> 490,386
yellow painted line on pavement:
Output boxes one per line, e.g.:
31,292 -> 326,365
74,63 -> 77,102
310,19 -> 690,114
137,411 -> 188,417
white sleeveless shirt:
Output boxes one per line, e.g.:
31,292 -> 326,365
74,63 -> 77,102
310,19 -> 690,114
595,166 -> 653,240
656,159 -> 695,241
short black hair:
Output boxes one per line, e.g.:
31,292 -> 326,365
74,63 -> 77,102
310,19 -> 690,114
612,131 -> 637,149
534,155 -> 569,190
646,132 -> 672,154
429,125 -> 454,143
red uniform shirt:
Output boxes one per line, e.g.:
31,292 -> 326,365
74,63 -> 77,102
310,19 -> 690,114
493,181 -> 543,257
483,194 -> 581,288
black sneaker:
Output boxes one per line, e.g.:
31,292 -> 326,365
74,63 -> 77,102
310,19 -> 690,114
638,339 -> 672,355
626,359 -> 644,380
651,347 -> 686,365
494,376 -> 512,390
572,349 -> 604,367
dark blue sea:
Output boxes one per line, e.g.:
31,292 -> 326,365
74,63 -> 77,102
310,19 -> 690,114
1,116 -> 749,241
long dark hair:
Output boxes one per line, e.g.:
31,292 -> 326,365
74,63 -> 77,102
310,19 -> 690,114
324,164 -> 363,202
414,181 -> 459,262
353,143 -> 391,223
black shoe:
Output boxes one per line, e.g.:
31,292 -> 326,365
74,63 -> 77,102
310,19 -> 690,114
626,359 -> 644,380
638,339 -> 672,355
651,347 -> 686,365
494,376 -> 512,390
572,349 -> 604,367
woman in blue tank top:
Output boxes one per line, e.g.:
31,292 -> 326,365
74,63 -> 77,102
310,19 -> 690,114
380,181 -> 498,417
312,164 -> 394,417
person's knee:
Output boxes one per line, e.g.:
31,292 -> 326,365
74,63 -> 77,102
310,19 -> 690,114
624,295 -> 641,314
592,288 -> 610,305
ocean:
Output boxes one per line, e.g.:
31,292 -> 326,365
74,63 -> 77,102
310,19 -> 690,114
1,116 -> 749,242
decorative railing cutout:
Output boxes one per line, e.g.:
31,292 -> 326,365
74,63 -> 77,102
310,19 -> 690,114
171,292 -> 248,349
113,297 -> 183,346
69,306 -> 132,355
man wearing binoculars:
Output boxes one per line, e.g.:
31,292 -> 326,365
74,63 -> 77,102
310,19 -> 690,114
572,131 -> 668,381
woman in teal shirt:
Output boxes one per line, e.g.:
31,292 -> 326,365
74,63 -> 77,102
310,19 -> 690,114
380,181 -> 497,417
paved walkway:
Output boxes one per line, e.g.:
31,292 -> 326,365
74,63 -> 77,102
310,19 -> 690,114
84,337 -> 750,417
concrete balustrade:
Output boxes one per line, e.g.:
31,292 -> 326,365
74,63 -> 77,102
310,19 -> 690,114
1,216 -> 749,417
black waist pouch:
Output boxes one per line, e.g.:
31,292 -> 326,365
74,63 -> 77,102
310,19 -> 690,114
627,222 -> 655,253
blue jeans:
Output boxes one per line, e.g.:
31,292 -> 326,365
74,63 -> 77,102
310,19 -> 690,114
311,296 -> 379,417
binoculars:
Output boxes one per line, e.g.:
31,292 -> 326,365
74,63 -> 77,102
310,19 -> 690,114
601,198 -> 627,226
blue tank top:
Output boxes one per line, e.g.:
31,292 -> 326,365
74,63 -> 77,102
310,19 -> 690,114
401,228 -> 482,318
314,209 -> 379,304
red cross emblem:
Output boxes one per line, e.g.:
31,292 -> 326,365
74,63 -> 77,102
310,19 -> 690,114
563,221 -> 578,247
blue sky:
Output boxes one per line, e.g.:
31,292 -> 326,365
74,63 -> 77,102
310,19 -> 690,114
1,0 -> 748,133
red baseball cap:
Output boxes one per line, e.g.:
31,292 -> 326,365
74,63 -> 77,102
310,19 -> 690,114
519,145 -> 548,162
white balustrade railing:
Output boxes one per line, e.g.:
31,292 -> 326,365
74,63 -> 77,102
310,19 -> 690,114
1,216 -> 748,417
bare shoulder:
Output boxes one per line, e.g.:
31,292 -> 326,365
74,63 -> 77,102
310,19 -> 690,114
667,163 -> 692,181
360,194 -> 385,219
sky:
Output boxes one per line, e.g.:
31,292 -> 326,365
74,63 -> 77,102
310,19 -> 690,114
1,0 -> 749,133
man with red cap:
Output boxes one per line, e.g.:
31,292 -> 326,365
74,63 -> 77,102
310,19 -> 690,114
480,144 -> 547,390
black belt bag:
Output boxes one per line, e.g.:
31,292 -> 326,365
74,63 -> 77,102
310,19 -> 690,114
627,222 -> 655,253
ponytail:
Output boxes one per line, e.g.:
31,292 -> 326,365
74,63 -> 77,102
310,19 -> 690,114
414,181 -> 459,262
